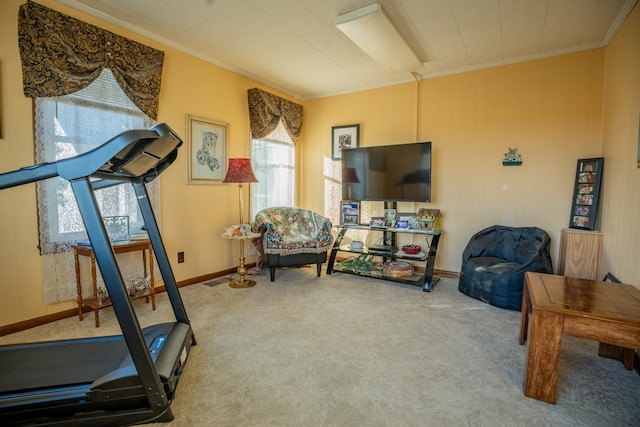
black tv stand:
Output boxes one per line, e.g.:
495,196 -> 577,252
326,224 -> 442,291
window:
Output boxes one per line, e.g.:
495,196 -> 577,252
35,69 -> 154,252
35,69 -> 160,304
250,121 -> 295,220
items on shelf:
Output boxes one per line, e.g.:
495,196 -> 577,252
339,254 -> 376,272
349,241 -> 364,250
341,201 -> 360,225
384,208 -> 397,226
417,208 -> 441,230
383,261 -> 414,277
396,212 -> 418,229
370,216 -> 385,227
223,223 -> 253,237
327,222 -> 442,292
401,244 -> 421,254
96,286 -> 108,304
103,215 -> 131,242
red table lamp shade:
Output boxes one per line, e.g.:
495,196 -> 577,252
223,158 -> 258,183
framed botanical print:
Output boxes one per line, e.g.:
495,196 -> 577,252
569,157 -> 604,231
186,114 -> 228,184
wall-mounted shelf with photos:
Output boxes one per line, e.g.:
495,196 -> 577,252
569,157 -> 604,231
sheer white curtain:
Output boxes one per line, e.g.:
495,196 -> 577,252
250,121 -> 295,221
35,69 -> 159,303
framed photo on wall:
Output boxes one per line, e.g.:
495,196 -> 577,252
569,157 -> 604,231
186,114 -> 228,184
332,124 -> 359,160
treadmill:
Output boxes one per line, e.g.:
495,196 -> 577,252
0,123 -> 196,426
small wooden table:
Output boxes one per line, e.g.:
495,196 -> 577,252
73,240 -> 156,327
519,272 -> 640,403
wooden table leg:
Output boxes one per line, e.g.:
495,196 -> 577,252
597,343 -> 637,370
524,308 -> 564,404
142,249 -> 150,304
149,248 -> 155,310
74,247 -> 84,321
90,254 -> 100,327
519,282 -> 530,345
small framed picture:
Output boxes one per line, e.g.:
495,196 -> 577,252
103,216 -> 130,242
397,212 -> 418,229
332,124 -> 359,160
341,201 -> 360,225
186,114 -> 229,184
569,157 -> 603,231
370,217 -> 385,228
384,208 -> 397,226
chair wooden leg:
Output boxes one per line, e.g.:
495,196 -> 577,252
269,267 -> 276,282
316,263 -> 322,277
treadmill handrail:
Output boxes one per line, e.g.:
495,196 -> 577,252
0,123 -> 182,190
0,123 -> 194,426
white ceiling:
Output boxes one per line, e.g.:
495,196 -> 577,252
57,0 -> 637,100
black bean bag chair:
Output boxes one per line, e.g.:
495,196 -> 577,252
458,225 -> 553,311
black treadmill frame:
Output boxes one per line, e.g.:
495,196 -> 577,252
0,123 -> 196,425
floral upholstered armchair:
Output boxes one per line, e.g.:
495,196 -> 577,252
252,207 -> 333,281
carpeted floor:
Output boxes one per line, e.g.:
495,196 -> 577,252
1,267 -> 639,426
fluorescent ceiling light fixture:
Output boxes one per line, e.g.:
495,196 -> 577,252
335,3 -> 422,75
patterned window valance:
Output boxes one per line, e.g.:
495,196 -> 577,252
18,1 -> 164,119
248,88 -> 303,143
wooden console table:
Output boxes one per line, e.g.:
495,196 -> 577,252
519,272 -> 640,403
73,240 -> 156,327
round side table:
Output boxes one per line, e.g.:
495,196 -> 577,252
222,232 -> 261,288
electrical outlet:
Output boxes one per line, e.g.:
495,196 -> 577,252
177,251 -> 184,263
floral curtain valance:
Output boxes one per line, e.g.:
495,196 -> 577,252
248,88 -> 303,143
18,1 -> 164,119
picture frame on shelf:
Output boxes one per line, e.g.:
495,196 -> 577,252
370,216 -> 385,228
186,114 -> 228,184
569,157 -> 603,231
332,124 -> 359,160
397,212 -> 418,229
384,208 -> 397,226
103,216 -> 130,242
341,201 -> 360,225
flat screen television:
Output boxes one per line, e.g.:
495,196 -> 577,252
341,142 -> 431,202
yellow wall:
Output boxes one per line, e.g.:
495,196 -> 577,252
0,0 -> 291,327
303,50 -> 606,273
1,0 -> 639,328
600,4 -> 640,284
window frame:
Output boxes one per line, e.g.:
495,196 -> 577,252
250,124 -> 296,221
34,70 -> 154,254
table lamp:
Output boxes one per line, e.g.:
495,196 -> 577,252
342,167 -> 360,200
223,158 -> 259,288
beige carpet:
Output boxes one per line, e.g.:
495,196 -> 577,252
1,267 -> 639,426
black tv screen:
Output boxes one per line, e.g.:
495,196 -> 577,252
341,142 -> 431,202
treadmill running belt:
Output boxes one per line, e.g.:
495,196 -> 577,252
0,337 -> 128,393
